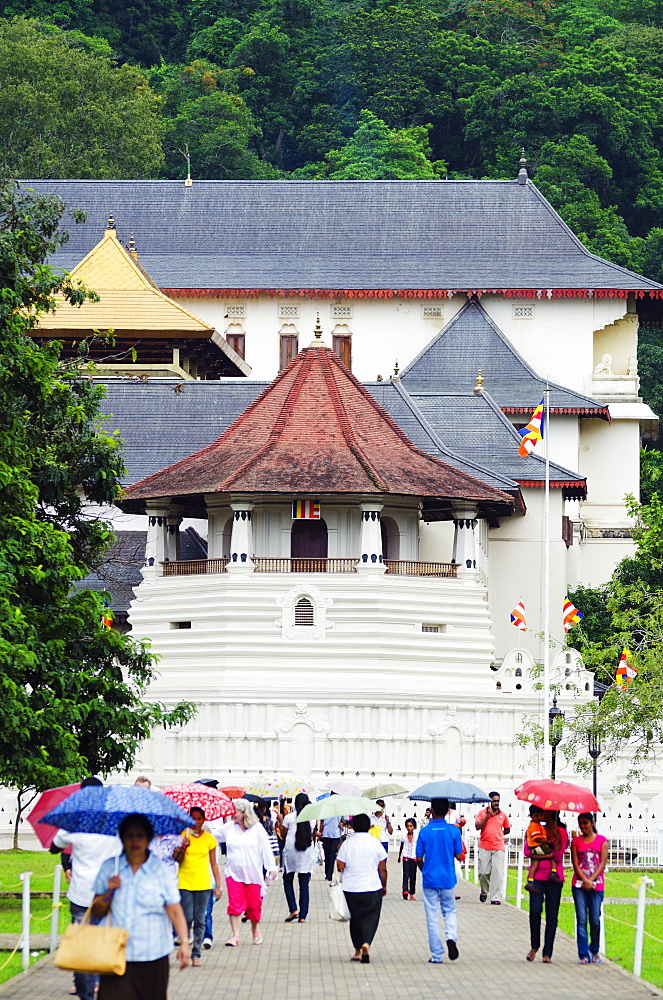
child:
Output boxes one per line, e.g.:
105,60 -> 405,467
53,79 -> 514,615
398,818 -> 418,899
525,805 -> 562,892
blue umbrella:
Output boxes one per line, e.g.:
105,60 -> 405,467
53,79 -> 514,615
41,784 -> 195,836
408,780 -> 491,804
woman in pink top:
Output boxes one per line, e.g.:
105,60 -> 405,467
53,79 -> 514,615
571,813 -> 608,964
524,812 -> 568,963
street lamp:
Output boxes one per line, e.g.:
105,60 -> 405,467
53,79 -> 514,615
548,696 -> 565,779
588,731 -> 601,800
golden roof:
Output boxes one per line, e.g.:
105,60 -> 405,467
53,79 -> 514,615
36,228 -> 213,338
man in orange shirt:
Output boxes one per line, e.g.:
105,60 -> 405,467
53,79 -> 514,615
475,792 -> 510,905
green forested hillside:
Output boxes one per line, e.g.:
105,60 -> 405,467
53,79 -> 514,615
4,0 -> 663,279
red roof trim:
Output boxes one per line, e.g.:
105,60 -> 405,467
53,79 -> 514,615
503,405 -> 611,421
517,479 -> 584,489
162,288 -> 659,300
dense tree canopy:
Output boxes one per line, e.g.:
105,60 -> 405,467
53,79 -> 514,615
0,181 -> 195,825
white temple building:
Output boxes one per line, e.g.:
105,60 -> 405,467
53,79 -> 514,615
5,171 -> 662,842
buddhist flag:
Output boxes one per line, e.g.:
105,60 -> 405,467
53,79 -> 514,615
616,648 -> 638,688
292,500 -> 320,519
101,605 -> 113,630
510,600 -> 527,631
518,398 -> 545,457
562,597 -> 583,632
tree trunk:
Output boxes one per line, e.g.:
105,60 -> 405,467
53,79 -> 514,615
13,787 -> 38,850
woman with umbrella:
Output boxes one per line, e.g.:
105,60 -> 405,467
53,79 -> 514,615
91,813 -> 190,999
173,808 -> 222,966
524,811 -> 568,963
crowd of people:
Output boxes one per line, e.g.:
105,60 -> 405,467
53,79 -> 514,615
50,779 -> 609,999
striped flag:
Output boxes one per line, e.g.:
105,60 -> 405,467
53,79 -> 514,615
101,605 -> 113,630
616,648 -> 637,688
562,597 -> 583,632
518,398 -> 545,457
510,600 -> 527,631
292,500 -> 320,519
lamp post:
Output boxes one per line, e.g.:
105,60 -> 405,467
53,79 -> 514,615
588,731 -> 601,800
548,696 -> 564,779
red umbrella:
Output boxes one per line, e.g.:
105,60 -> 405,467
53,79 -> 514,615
27,783 -> 81,848
220,786 -> 245,799
514,779 -> 600,813
161,783 -> 235,820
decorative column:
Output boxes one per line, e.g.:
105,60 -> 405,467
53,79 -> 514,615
451,504 -> 479,580
227,500 -> 254,572
165,507 -> 183,563
355,501 -> 386,574
144,501 -> 169,575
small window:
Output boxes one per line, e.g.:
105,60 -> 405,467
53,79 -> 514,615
280,334 -> 299,370
513,305 -> 534,319
170,621 -> 192,629
496,681 -> 502,690
422,305 -> 443,318
226,333 -> 245,359
515,668 -> 522,677
565,653 -> 572,664
226,304 -> 246,318
279,304 -> 300,319
331,304 -> 353,319
294,597 -> 315,626
332,334 -> 351,369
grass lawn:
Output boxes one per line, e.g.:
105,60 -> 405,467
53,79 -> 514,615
502,869 -> 663,988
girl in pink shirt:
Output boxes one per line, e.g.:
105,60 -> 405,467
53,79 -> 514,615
571,813 -> 608,964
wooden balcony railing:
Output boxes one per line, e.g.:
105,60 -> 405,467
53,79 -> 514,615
384,560 -> 457,578
162,558 -> 229,576
161,558 -> 458,578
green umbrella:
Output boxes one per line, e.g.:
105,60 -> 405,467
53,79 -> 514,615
363,782 -> 408,799
297,795 -> 377,823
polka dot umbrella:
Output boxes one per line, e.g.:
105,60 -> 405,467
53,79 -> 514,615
514,778 -> 600,813
243,773 -> 312,800
160,783 -> 235,820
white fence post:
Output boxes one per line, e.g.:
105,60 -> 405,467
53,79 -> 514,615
502,842 -> 509,899
516,842 -> 524,909
473,834 -> 479,885
599,902 -> 606,955
633,875 -> 654,978
50,865 -> 62,953
20,871 -> 31,973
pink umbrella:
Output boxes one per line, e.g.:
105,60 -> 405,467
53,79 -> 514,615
161,783 -> 235,820
514,778 -> 600,813
27,783 -> 81,849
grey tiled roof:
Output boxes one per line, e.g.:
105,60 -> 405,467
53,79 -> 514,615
399,386 -> 586,493
20,179 -> 662,292
99,379 -> 266,484
401,300 -> 610,417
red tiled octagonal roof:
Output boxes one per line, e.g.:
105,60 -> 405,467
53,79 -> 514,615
121,341 -> 514,515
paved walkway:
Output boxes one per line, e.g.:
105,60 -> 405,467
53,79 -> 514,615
1,861 -> 660,1000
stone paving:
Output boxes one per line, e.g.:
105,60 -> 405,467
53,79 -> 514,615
1,860 -> 661,1000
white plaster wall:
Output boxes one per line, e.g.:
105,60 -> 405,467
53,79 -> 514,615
579,419 -> 640,525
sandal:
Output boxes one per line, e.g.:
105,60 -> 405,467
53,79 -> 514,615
542,956 -> 552,964
192,958 -> 201,967
526,949 -> 537,962
284,913 -> 299,922
591,955 -> 602,964
579,958 -> 590,964
225,937 -> 239,947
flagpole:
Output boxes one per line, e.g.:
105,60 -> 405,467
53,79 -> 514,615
543,385 -> 551,779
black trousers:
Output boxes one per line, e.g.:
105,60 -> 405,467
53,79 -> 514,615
99,955 -> 169,1000
322,837 -> 341,881
343,889 -> 383,949
402,858 -> 417,895
529,880 -> 563,958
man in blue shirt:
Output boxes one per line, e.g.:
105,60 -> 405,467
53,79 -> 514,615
416,798 -> 464,964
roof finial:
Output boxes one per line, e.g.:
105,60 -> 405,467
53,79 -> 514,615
391,360 -> 400,382
474,367 -> 484,395
106,214 -> 116,231
308,312 -> 326,347
128,234 -> 138,260
181,142 -> 192,187
518,147 -> 528,186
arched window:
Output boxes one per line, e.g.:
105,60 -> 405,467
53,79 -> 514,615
381,516 -> 400,561
515,653 -> 523,664
565,652 -> 572,664
515,668 -> 522,677
294,597 -> 315,626
496,682 -> 502,690
222,516 -> 233,560
291,519 -> 328,571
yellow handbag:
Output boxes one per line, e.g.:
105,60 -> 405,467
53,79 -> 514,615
55,907 -> 129,976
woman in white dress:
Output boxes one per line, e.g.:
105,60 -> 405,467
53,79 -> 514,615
280,792 -> 317,923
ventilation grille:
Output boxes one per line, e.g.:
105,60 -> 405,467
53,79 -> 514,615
331,304 -> 353,318
294,597 -> 315,626
279,304 -> 300,318
513,305 -> 534,319
226,304 -> 246,318
422,624 -> 442,633
422,305 -> 443,318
